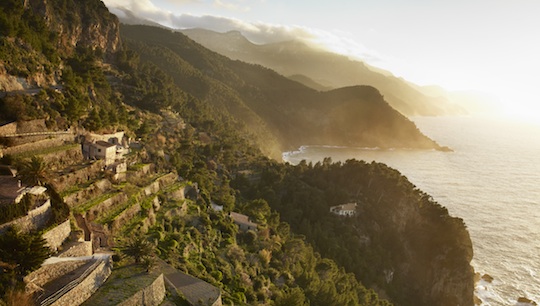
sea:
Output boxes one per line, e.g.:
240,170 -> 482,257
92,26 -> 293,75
282,116 -> 540,305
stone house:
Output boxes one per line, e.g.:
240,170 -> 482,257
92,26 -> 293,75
107,161 -> 127,182
82,140 -> 117,165
81,131 -> 130,166
329,203 -> 358,217
229,212 -> 257,231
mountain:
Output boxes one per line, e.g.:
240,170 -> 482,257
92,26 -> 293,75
120,25 -> 446,158
179,28 -> 467,116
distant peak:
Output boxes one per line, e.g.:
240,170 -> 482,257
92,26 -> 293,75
225,30 -> 243,37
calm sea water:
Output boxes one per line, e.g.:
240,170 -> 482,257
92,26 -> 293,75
283,116 -> 540,305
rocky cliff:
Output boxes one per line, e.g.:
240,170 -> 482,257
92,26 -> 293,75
25,0 -> 120,57
0,0 -> 120,91
343,162 -> 474,305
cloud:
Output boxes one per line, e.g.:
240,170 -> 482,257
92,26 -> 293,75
104,0 -> 172,24
213,0 -> 251,12
103,0 -> 384,64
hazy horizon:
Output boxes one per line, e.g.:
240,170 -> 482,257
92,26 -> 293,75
103,0 -> 540,123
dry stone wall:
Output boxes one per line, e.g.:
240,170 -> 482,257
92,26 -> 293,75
42,219 -> 71,252
118,274 -> 166,306
0,199 -> 52,234
3,136 -> 75,156
48,257 -> 112,306
85,193 -> 128,222
109,203 -> 141,233
64,179 -> 111,207
16,119 -> 47,133
59,241 -> 92,257
0,122 -> 17,135
127,164 -> 154,180
54,160 -> 105,193
25,260 -> 89,295
42,146 -> 83,171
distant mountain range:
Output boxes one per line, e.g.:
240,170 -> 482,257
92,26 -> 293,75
121,25 -> 446,157
116,8 -> 496,117
179,28 -> 464,116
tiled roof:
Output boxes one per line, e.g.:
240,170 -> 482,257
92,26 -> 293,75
230,212 -> 257,228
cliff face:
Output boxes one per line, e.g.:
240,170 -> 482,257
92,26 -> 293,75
379,195 -> 474,305
26,0 -> 120,57
353,164 -> 475,306
0,0 -> 120,91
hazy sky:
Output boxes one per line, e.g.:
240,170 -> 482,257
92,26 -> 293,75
104,0 -> 540,120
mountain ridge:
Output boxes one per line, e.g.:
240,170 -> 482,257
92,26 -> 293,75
178,27 -> 467,116
120,24 -> 445,157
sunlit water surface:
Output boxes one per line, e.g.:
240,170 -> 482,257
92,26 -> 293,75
283,116 -> 540,305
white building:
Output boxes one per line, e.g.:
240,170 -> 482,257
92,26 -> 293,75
329,203 -> 358,217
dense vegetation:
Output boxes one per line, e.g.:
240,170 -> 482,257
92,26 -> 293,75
0,0 -> 60,76
230,158 -> 473,305
0,227 -> 50,297
125,194 -> 389,305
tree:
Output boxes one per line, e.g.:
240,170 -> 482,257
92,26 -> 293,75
0,227 -> 50,277
274,287 -> 308,306
120,236 -> 154,264
17,156 -> 49,186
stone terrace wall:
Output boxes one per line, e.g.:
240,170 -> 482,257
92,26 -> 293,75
42,146 -> 83,171
85,193 -> 128,221
118,274 -> 166,306
0,122 -> 17,136
59,241 -> 92,257
16,119 -> 47,133
3,134 -> 50,146
127,164 -> 155,180
109,203 -> 141,234
53,160 -> 105,193
141,173 -> 178,196
64,179 -> 111,207
25,260 -> 89,295
47,257 -> 112,306
156,173 -> 178,188
0,199 -> 51,234
42,219 -> 71,252
3,135 -> 75,156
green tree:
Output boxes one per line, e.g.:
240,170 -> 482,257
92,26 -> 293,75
120,236 -> 154,264
16,156 -> 49,186
274,287 -> 308,306
0,227 -> 50,277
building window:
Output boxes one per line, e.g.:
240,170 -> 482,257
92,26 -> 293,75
98,149 -> 102,152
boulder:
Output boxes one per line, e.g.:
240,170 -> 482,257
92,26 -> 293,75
481,274 -> 494,283
517,297 -> 537,305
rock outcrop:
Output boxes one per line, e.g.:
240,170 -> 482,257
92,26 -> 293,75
0,0 -> 120,91
26,0 -> 120,57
